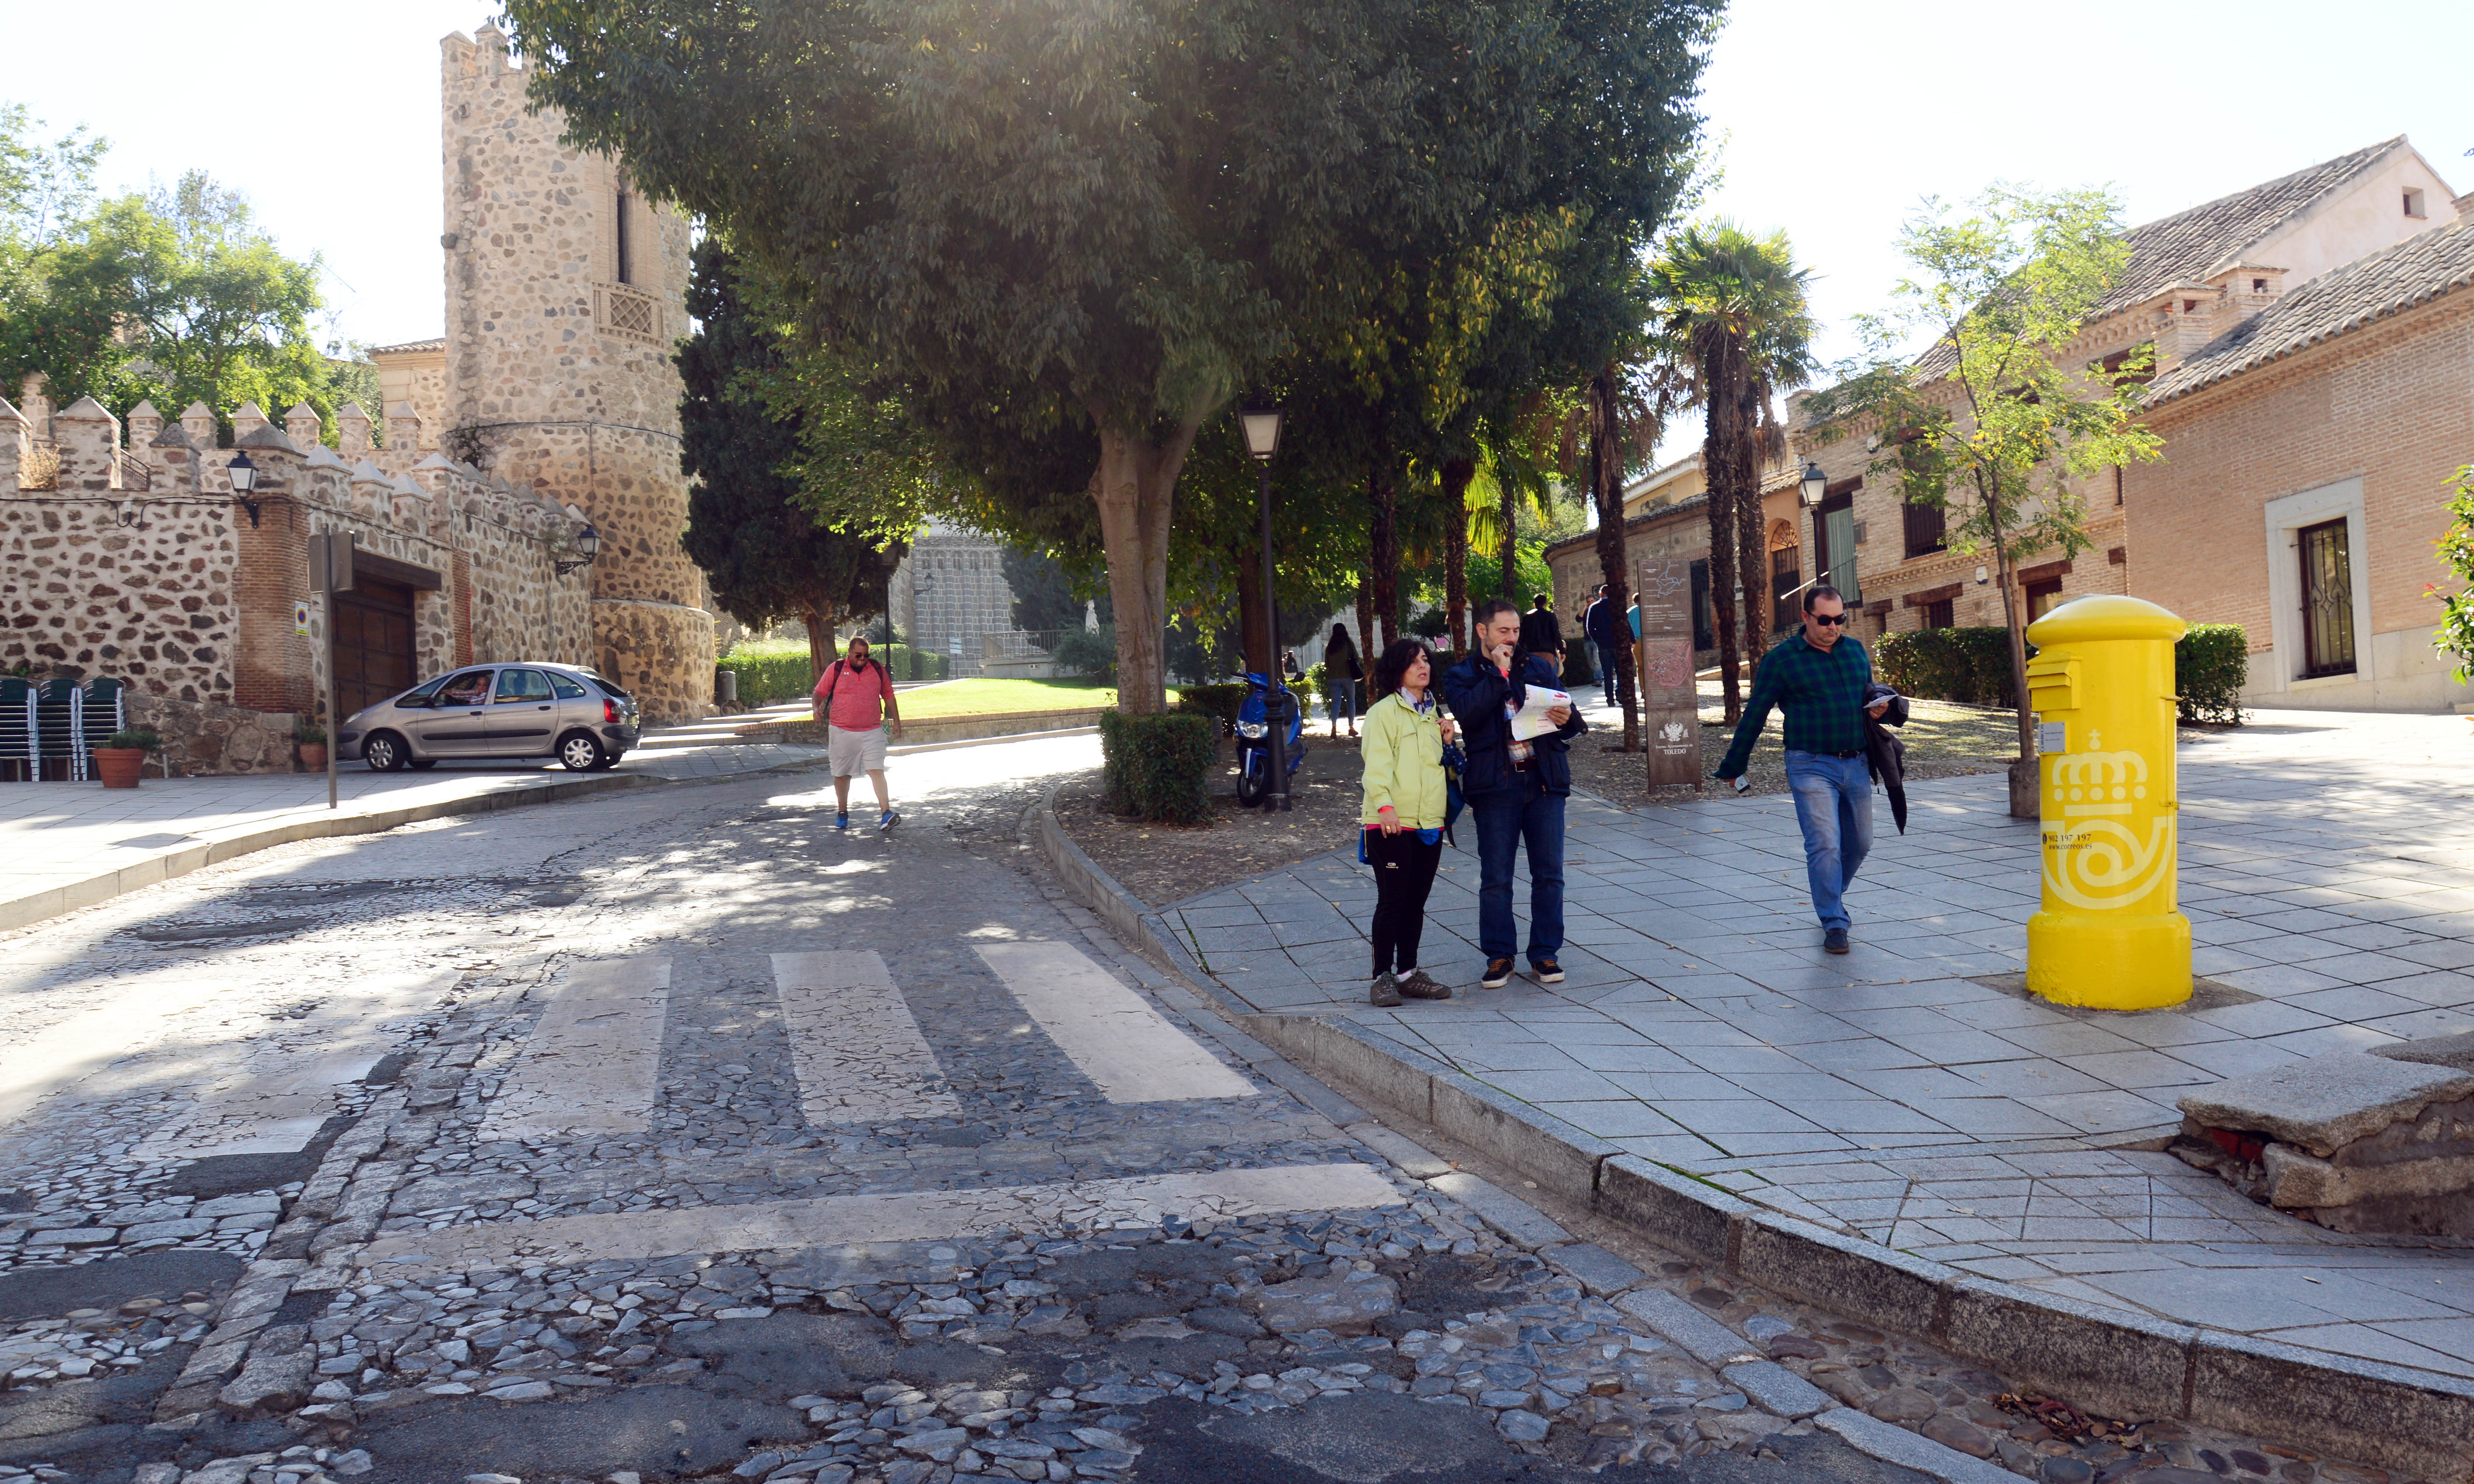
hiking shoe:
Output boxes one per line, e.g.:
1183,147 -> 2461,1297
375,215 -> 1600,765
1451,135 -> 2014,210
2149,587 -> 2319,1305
1531,956 -> 1565,985
835,812 -> 850,831
1369,973 -> 1404,1008
1480,957 -> 1514,990
1824,927 -> 1850,954
1395,969 -> 1452,1001
880,810 -> 901,832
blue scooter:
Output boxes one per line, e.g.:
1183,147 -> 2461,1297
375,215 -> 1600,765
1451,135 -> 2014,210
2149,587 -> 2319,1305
1234,671 -> 1306,808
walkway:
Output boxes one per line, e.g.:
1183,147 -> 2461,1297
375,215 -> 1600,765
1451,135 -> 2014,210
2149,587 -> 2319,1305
0,716 -> 824,932
1147,707 -> 2474,1382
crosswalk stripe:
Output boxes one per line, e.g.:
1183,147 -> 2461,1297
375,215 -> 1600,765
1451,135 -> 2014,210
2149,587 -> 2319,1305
136,971 -> 456,1160
356,1161 -> 1404,1272
481,957 -> 672,1140
975,940 -> 1257,1104
771,950 -> 961,1124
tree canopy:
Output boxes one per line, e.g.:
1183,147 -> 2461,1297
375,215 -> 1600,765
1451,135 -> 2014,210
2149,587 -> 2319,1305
501,0 -> 1722,710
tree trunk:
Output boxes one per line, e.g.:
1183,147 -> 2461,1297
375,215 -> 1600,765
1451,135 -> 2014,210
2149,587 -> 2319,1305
1985,492 -> 2040,819
1355,580 -> 1375,674
1736,396 -> 1770,673
1234,545 -> 1269,681
1443,458 -> 1475,654
1499,469 -> 1517,601
802,605 -> 831,693
1367,432 -> 1401,651
1703,375 -> 1744,723
1090,419 -> 1202,714
1588,367 -> 1639,751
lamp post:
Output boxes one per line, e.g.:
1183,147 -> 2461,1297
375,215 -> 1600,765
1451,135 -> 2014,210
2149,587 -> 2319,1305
1798,460 -> 1827,508
1240,397 -> 1289,812
227,451 -> 262,527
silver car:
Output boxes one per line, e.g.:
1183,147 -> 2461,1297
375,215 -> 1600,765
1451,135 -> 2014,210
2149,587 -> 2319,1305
339,662 -> 642,773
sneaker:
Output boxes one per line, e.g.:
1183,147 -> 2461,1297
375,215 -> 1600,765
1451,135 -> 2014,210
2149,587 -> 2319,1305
879,810 -> 900,832
1480,957 -> 1514,990
1394,969 -> 1453,1001
835,812 -> 850,831
1531,956 -> 1565,985
1824,927 -> 1850,955
1369,973 -> 1404,1008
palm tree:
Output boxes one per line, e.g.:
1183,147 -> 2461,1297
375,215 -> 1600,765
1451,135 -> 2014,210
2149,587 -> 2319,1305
1649,223 -> 1818,723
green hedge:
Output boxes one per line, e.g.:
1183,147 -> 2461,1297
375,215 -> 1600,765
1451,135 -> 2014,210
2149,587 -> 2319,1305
1875,621 -> 2251,725
2176,624 -> 2249,726
875,644 -> 950,684
1173,682 -> 1249,733
1875,626 -> 2022,707
716,645 -> 816,705
1098,710 -> 1216,824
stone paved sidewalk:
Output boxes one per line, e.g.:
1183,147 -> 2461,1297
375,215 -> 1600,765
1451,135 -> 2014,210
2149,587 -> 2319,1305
1146,708 -> 2474,1382
0,717 -> 824,931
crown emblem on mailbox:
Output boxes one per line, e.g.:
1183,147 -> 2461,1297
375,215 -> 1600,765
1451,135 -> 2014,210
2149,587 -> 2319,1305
2043,730 -> 2172,909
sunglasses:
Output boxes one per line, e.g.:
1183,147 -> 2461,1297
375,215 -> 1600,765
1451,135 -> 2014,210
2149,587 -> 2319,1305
1808,611 -> 1849,626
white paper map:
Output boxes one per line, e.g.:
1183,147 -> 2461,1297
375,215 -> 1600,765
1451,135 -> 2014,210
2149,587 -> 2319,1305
1510,686 -> 1574,742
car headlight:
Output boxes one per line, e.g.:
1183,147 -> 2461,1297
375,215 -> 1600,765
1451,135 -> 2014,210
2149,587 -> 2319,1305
1237,721 -> 1268,739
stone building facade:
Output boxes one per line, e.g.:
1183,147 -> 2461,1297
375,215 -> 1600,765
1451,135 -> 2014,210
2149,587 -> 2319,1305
888,521 -> 1033,680
1789,136 -> 2467,709
1545,453 -> 1801,659
0,22 -> 715,773
3,377 -> 594,775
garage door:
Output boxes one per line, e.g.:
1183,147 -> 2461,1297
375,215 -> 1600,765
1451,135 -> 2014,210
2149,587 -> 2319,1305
332,576 -> 418,718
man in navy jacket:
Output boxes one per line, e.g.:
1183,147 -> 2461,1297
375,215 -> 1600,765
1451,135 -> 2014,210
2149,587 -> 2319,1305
1443,598 -> 1589,990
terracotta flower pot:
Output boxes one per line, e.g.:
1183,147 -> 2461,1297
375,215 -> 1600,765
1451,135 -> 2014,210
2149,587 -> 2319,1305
94,747 -> 147,789
298,744 -> 329,772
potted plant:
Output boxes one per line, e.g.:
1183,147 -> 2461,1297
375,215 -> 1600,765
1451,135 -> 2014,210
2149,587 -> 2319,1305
295,723 -> 328,772
94,728 -> 160,789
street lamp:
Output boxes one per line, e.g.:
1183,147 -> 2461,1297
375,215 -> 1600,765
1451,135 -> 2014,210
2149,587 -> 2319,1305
227,451 -> 262,527
1241,396 -> 1290,812
555,522 -> 601,576
1798,460 -> 1827,508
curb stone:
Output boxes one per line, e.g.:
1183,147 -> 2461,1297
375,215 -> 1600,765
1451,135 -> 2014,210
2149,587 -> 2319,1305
1022,786 -> 2474,1483
1815,1407 -> 2021,1484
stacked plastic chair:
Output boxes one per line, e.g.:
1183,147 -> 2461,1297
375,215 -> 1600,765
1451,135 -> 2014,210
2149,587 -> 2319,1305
0,677 -> 31,782
33,678 -> 84,781
79,677 -> 126,764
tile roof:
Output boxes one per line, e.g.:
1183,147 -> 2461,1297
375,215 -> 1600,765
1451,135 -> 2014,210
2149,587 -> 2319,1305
2147,216 -> 2474,404
370,337 -> 446,356
1910,139 -> 2409,382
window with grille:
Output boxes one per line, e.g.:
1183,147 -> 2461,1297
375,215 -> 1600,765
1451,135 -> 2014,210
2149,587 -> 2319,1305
1924,598 -> 1953,630
2298,518 -> 2355,677
598,286 -> 659,342
1902,496 -> 1945,558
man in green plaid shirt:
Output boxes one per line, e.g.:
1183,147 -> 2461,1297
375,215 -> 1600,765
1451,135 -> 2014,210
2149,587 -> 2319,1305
1714,585 -> 1892,954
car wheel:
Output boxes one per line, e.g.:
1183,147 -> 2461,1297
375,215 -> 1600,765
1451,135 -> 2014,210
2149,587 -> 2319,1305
594,751 -> 623,772
558,731 -> 608,772
406,758 -> 438,771
363,731 -> 409,772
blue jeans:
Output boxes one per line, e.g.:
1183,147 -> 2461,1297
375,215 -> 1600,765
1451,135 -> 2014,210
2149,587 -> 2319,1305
1593,643 -> 1619,692
1473,777 -> 1566,964
1785,750 -> 1874,931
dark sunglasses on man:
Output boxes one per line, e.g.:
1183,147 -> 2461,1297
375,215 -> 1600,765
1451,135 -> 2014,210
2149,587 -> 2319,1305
1809,611 -> 1848,626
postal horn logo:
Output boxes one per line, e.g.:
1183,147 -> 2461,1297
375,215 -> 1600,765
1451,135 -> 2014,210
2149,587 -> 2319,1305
2042,731 -> 2171,909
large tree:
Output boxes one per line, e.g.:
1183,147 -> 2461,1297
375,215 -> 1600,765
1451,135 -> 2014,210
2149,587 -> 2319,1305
678,242 -> 897,684
1649,221 -> 1818,721
502,0 -> 1720,713
1806,186 -> 2159,815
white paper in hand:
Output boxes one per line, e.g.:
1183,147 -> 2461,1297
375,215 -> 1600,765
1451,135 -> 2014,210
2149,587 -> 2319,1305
1510,687 -> 1573,742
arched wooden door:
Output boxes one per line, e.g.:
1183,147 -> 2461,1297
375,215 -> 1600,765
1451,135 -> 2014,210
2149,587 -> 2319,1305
332,576 -> 418,717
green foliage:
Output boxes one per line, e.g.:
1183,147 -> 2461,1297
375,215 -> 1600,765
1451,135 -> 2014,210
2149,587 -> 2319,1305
1098,711 -> 1216,826
679,242 -> 896,639
1875,627 -> 2025,708
1172,683 -> 1249,733
2175,625 -> 2250,727
103,727 -> 161,751
2434,464 -> 2474,684
716,642 -> 817,706
1053,625 -> 1118,684
291,723 -> 325,745
873,645 -> 950,685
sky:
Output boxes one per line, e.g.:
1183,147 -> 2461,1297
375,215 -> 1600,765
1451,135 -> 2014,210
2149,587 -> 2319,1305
11,0 -> 2474,395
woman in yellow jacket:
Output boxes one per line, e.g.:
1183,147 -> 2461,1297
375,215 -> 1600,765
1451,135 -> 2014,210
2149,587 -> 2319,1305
1360,638 -> 1458,1007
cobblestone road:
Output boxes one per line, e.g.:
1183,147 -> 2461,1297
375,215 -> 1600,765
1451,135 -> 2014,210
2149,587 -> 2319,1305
0,741 -> 2345,1484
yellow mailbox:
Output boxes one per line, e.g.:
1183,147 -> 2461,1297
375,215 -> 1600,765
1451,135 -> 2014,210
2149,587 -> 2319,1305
2022,594 -> 2191,1009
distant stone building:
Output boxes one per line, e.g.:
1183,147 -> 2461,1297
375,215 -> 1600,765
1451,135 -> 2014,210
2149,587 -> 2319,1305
888,521 -> 1030,679
1544,452 -> 1801,659
0,24 -> 714,774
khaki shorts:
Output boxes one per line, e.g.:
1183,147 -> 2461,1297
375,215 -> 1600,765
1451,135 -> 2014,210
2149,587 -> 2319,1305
828,723 -> 888,778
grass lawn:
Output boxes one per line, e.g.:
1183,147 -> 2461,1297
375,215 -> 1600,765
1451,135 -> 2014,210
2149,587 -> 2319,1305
896,677 -> 1176,721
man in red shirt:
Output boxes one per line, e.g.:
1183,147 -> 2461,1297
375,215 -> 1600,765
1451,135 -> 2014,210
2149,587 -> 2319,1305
811,635 -> 905,831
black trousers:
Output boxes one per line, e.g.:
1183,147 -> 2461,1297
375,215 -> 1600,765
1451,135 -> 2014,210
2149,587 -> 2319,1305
1368,830 -> 1445,977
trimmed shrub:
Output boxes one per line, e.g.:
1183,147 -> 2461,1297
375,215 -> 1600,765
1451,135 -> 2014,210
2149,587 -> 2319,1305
874,644 -> 950,684
716,643 -> 816,705
1874,626 -> 2021,707
1098,710 -> 1216,824
1173,682 -> 1249,734
2176,624 -> 2249,726
1054,625 -> 1117,682
1559,636 -> 1594,687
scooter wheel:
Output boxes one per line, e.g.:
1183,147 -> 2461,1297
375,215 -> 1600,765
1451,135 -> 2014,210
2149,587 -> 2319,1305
1235,755 -> 1269,807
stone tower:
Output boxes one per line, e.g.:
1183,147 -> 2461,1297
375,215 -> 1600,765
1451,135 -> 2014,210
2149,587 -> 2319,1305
437,24 -> 713,722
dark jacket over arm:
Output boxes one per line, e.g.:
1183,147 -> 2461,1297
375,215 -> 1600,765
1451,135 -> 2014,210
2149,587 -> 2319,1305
1862,681 -> 1911,834
1440,651 -> 1587,800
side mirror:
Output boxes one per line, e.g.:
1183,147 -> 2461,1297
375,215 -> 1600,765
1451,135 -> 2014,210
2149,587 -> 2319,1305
394,694 -> 428,709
